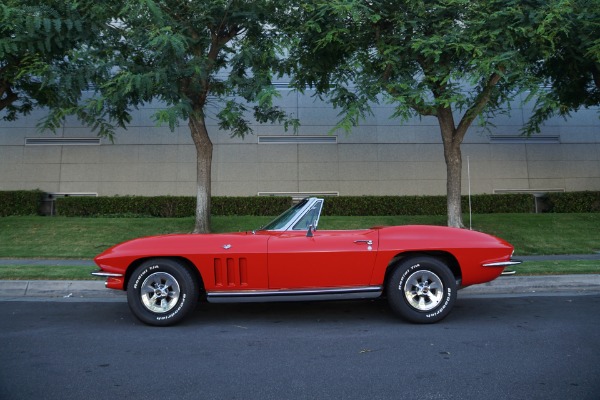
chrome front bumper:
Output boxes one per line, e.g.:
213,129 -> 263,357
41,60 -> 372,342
91,271 -> 124,278
483,259 -> 522,276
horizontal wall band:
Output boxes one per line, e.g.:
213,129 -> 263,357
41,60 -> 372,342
25,137 -> 101,146
489,135 -> 560,144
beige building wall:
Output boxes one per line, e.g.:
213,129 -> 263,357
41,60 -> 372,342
1,89 -> 599,197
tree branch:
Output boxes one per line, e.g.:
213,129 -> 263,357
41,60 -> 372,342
455,70 -> 503,139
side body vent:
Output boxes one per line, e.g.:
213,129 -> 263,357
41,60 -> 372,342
214,258 -> 248,287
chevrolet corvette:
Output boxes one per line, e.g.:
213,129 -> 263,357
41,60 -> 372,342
93,197 -> 521,326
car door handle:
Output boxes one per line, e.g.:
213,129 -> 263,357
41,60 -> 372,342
354,240 -> 373,246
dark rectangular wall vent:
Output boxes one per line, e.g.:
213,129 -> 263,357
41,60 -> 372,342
25,137 -> 101,146
493,189 -> 565,194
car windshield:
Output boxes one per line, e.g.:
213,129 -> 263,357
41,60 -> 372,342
292,201 -> 322,230
259,198 -> 309,231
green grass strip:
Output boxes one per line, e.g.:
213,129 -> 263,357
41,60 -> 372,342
0,265 -> 98,280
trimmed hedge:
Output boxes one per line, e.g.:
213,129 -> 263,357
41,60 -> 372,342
55,196 -> 292,217
323,194 -> 535,216
211,196 -> 292,216
5,191 -> 597,217
466,194 -> 535,214
323,196 -> 447,216
54,193 -> 534,217
546,191 -> 600,213
0,190 -> 44,216
55,196 -> 195,217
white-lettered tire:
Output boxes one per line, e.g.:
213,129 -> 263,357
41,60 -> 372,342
386,256 -> 457,323
127,258 -> 199,326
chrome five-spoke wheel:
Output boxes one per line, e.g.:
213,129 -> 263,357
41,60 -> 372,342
403,270 -> 444,311
140,272 -> 181,313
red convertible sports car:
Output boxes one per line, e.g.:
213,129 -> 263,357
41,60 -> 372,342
93,197 -> 521,326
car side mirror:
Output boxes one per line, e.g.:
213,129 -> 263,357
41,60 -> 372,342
306,225 -> 314,237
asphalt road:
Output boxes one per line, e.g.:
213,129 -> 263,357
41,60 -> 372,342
1,294 -> 599,400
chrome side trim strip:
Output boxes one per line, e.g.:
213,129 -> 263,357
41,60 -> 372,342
483,260 -> 522,267
91,271 -> 124,278
207,286 -> 383,303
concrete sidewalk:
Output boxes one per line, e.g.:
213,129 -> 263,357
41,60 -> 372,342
0,279 -> 126,300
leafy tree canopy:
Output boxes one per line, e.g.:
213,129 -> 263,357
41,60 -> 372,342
0,0 -> 114,121
526,0 -> 600,132
284,0 -> 569,129
48,0 -> 298,141
281,0 -> 573,227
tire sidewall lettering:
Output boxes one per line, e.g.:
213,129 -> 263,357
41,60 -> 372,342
156,293 -> 186,321
398,263 -> 420,291
133,264 -> 160,290
425,287 -> 451,318
133,268 -> 149,290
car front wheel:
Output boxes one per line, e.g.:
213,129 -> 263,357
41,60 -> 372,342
127,258 -> 199,326
386,256 -> 457,323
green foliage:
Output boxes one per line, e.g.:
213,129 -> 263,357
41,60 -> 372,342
524,0 -> 600,133
323,195 -> 534,216
0,265 -> 97,280
283,0 -> 558,128
467,194 -> 535,214
55,196 -> 195,217
546,192 -> 600,213
0,190 -> 44,216
0,0 -> 115,122
55,196 -> 292,217
56,0 -> 299,140
211,197 -> 292,216
45,192 -> 600,217
323,196 -> 447,216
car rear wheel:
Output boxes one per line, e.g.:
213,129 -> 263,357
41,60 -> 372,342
386,256 -> 457,323
127,258 -> 199,326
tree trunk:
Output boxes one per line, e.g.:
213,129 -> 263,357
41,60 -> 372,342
444,141 -> 463,228
438,109 -> 465,228
189,113 -> 213,233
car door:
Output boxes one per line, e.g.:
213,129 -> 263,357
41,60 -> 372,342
267,229 -> 379,289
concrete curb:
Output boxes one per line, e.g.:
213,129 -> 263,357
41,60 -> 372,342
0,280 -> 125,299
1,274 -> 599,300
460,274 -> 600,295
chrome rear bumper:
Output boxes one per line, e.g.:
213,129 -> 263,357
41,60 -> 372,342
482,260 -> 522,268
